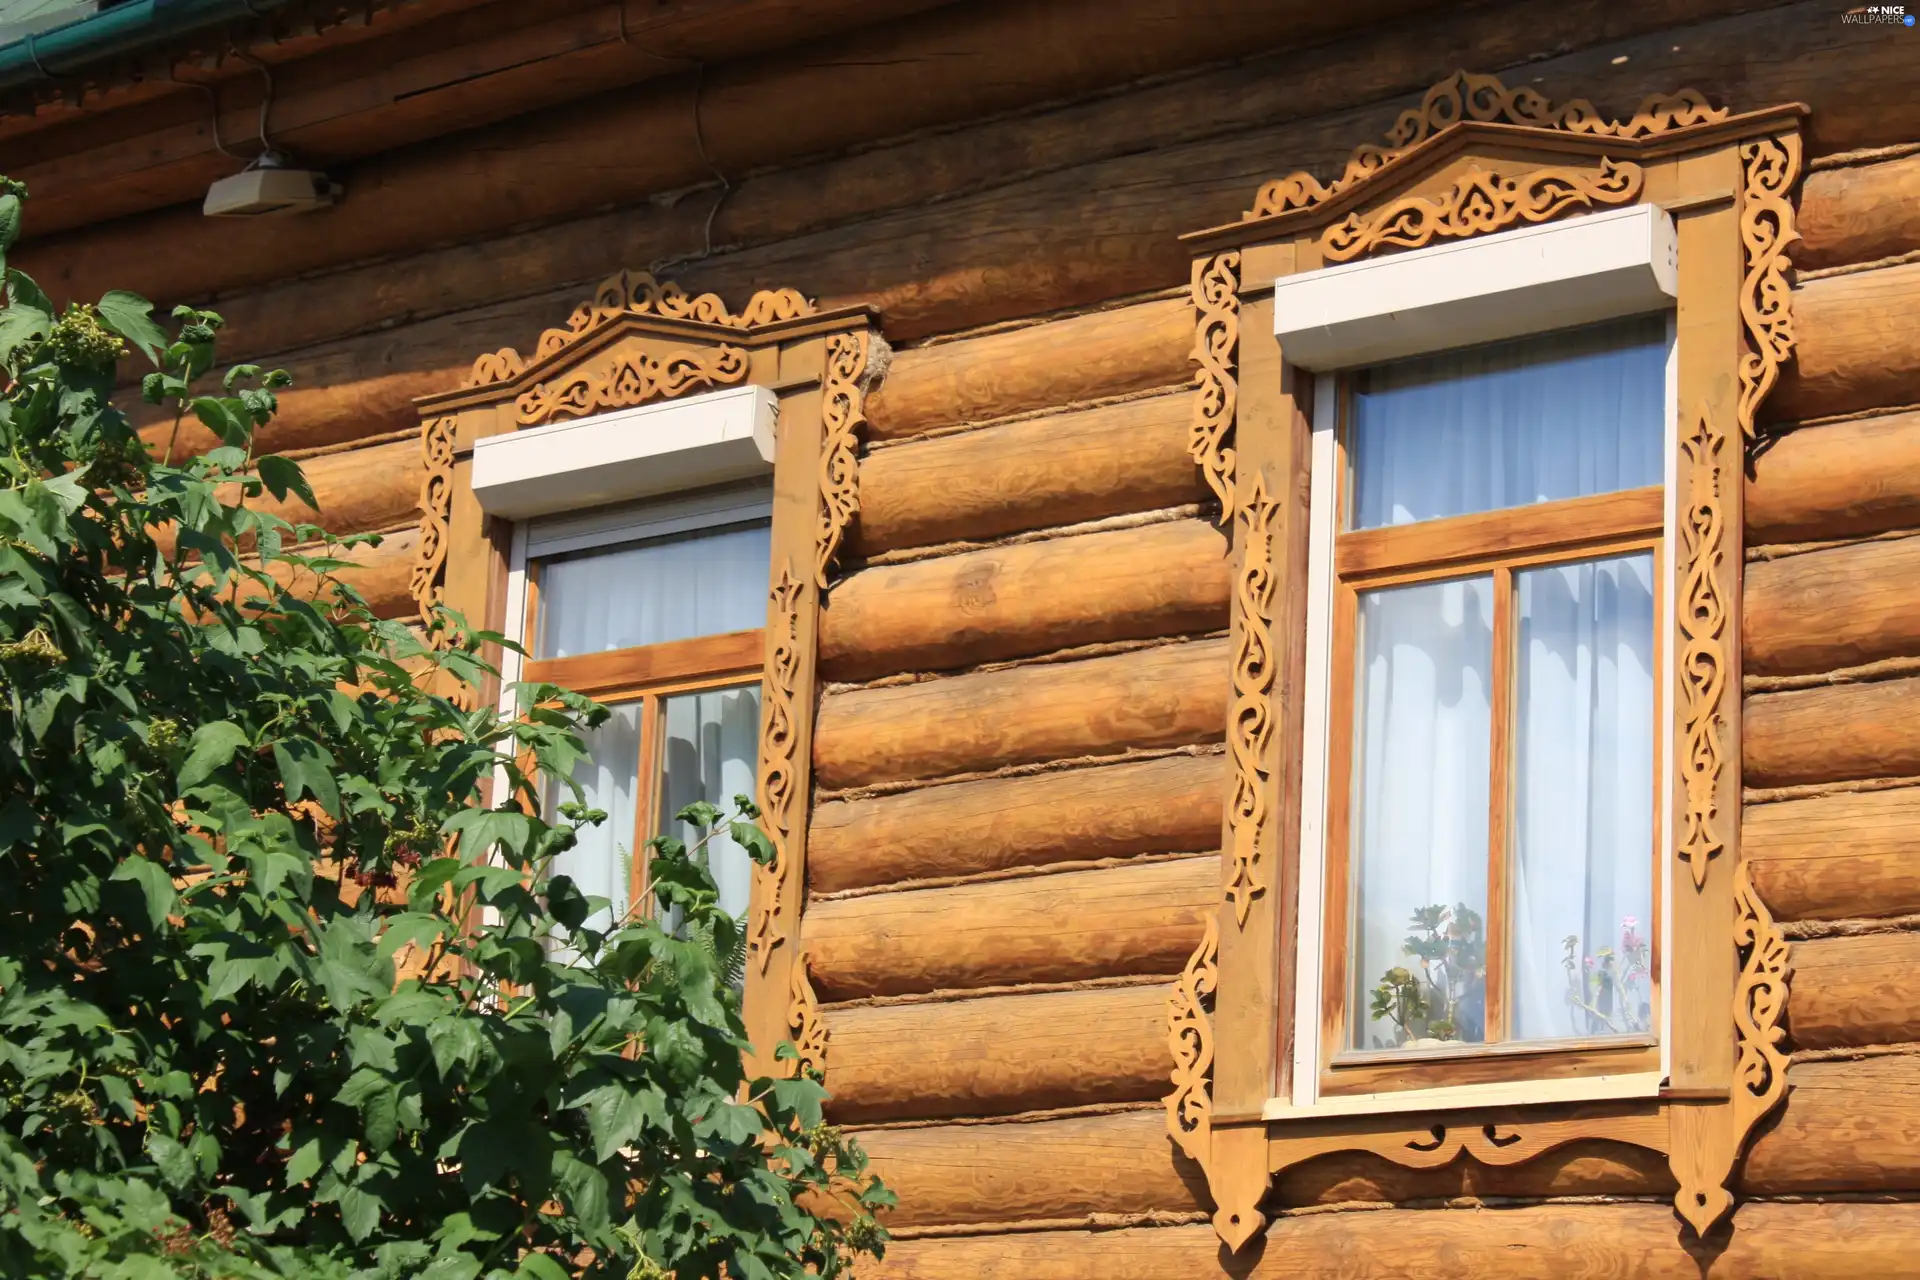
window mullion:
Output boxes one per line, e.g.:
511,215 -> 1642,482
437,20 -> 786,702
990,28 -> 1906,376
1484,563 -> 1515,1045
631,693 -> 663,925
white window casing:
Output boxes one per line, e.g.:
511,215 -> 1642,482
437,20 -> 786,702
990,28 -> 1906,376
470,383 -> 779,521
1272,204 -> 1678,371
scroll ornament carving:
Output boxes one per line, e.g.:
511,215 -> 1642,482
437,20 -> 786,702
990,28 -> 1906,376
815,331 -> 869,589
1677,409 -> 1728,891
1737,134 -> 1802,444
1731,860 -> 1792,1144
787,951 -> 829,1080
1321,158 -> 1643,263
1248,70 -> 1725,219
748,564 -> 805,976
1190,252 -> 1239,519
1225,475 -> 1280,927
466,270 -> 814,387
1165,914 -> 1220,1165
514,344 -> 750,426
1268,1110 -> 1669,1182
409,415 -> 458,644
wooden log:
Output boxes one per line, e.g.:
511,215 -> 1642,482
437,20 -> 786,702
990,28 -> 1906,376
251,525 -> 419,621
1796,154 -> 1920,273
1788,932 -> 1920,1050
823,984 -> 1167,1124
1744,677 -> 1920,789
1745,536 -> 1920,677
856,393 -> 1204,555
820,520 -> 1230,682
870,1203 -> 1920,1278
863,305 -> 1192,443
1769,262 -> 1920,425
106,3 -> 1920,455
1745,786 -> 1920,921
267,437 -> 424,537
857,1109 -> 1204,1229
808,752 -> 1225,896
1747,410 -> 1920,544
1744,1053 -> 1920,1192
803,856 -> 1215,1001
812,638 -> 1228,792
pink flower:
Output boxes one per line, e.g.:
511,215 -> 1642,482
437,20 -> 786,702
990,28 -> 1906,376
1621,916 -> 1639,931
1583,956 -> 1595,970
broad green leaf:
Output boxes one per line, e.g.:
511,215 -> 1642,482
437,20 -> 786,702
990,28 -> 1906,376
148,1132 -> 194,1190
96,290 -> 170,364
338,1185 -> 380,1243
271,736 -> 341,817
110,856 -> 177,928
284,1138 -> 323,1187
0,301 -> 51,357
257,454 -> 318,510
513,1255 -> 570,1280
177,719 -> 249,791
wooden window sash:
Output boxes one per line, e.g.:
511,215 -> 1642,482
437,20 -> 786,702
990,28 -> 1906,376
1317,379 -> 1668,1096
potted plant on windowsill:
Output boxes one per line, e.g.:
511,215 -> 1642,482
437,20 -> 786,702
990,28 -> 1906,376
1367,903 -> 1487,1050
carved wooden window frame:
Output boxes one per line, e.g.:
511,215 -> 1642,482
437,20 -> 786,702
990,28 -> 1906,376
407,270 -> 881,1082
1164,72 -> 1803,1251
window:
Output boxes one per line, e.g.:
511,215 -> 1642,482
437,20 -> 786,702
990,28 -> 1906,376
499,486 -> 771,938
1300,314 -> 1674,1099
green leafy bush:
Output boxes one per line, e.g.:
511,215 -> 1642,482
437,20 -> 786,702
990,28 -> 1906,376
0,180 -> 888,1278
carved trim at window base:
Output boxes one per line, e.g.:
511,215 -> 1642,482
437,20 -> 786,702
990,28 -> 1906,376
514,344 -> 751,427
748,563 -> 806,976
815,332 -> 869,589
1247,71 -> 1725,219
787,950 -> 829,1080
1737,133 -> 1802,449
1267,1104 -> 1670,1187
1677,407 -> 1729,891
1321,158 -> 1643,263
409,414 -> 458,644
1190,252 -> 1239,519
465,269 -> 815,387
1226,475 -> 1280,927
1165,914 -> 1220,1166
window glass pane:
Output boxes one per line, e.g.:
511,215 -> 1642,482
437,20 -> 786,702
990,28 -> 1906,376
534,520 -> 771,659
1510,553 -> 1656,1042
1349,314 -> 1666,530
1351,576 -> 1493,1051
543,700 -> 644,935
656,683 -> 761,927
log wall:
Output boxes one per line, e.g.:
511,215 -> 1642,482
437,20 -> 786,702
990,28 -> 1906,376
26,0 -> 1920,1270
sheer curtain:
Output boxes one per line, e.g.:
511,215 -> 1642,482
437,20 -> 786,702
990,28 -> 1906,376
656,684 -> 762,924
1349,314 -> 1666,529
1351,577 -> 1493,1049
536,520 -> 772,659
1510,554 -> 1655,1040
544,701 -> 644,932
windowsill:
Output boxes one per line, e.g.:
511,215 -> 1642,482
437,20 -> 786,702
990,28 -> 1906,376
1267,1069 -> 1665,1123
1330,1032 -> 1657,1069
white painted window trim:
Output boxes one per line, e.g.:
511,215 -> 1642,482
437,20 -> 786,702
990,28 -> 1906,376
1284,229 -> 1681,1114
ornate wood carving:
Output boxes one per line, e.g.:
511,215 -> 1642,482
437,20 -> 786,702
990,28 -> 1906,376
465,269 -> 814,387
1225,475 -> 1279,927
409,414 -> 457,635
1165,914 -> 1220,1166
1268,1108 -> 1669,1181
1737,134 -> 1802,445
1321,159 -> 1642,263
1190,252 -> 1239,519
787,950 -> 829,1080
815,332 -> 869,588
749,562 -> 805,976
1677,407 -> 1729,891
515,344 -> 750,426
1731,861 -> 1792,1146
1248,71 -> 1725,219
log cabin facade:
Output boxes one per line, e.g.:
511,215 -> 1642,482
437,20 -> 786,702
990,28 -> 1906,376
12,0 -> 1920,1273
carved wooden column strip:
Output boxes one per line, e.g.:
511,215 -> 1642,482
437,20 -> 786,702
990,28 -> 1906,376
1189,252 -> 1240,518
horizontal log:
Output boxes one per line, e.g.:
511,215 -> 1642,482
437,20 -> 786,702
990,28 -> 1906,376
1744,678 -> 1920,790
1788,932 -> 1920,1050
855,392 -> 1204,556
1744,536 -> 1920,677
808,752 -> 1225,895
86,0 -> 1878,427
1747,410 -> 1920,545
857,1109 -> 1203,1229
1795,154 -> 1920,273
272,437 -> 424,537
1744,1053 -> 1920,1192
863,305 -> 1193,443
825,983 -> 1166,1124
1745,786 -> 1920,920
1770,262 -> 1920,425
812,637 -> 1228,792
821,520 -> 1229,682
804,856 -> 1215,1001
